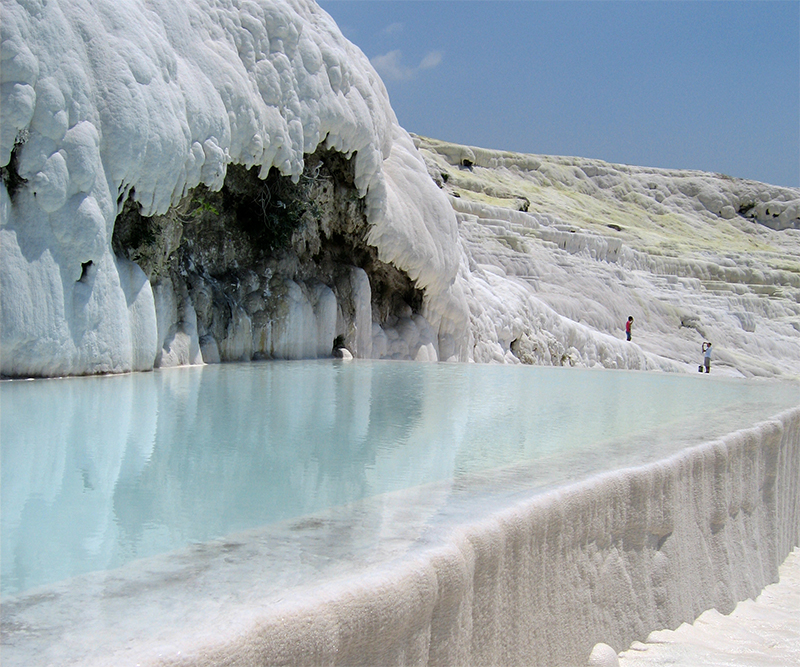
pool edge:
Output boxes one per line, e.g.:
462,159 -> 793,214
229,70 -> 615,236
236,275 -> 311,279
145,405 -> 800,667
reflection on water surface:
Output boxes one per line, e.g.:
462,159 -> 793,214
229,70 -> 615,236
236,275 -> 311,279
2,360 -> 798,597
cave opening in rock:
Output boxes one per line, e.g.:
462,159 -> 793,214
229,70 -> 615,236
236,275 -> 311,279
112,147 -> 426,363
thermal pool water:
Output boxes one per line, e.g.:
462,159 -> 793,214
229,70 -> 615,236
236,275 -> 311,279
1,361 -> 799,666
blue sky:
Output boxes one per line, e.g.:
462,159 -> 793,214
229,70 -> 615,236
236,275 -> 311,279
317,1 -> 799,188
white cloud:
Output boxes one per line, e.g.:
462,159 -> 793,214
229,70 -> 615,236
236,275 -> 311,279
383,22 -> 404,36
419,51 -> 443,70
371,50 -> 415,82
371,50 -> 444,82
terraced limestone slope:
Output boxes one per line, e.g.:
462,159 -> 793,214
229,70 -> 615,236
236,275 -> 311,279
414,136 -> 800,377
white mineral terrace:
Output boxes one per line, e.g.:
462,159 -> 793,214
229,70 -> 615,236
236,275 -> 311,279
3,0 -> 799,379
1,1 -> 799,664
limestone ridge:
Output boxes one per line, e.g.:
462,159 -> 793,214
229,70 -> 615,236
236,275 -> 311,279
0,0 -> 461,377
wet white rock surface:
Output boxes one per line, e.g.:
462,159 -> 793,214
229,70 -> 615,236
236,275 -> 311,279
618,547 -> 800,666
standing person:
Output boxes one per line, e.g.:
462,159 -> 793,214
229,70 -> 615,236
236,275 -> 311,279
625,316 -> 633,341
702,341 -> 712,373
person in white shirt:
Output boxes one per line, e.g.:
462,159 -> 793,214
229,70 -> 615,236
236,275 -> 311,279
702,341 -> 712,373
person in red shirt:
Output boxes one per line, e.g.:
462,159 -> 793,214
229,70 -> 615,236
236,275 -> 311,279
625,316 -> 633,341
